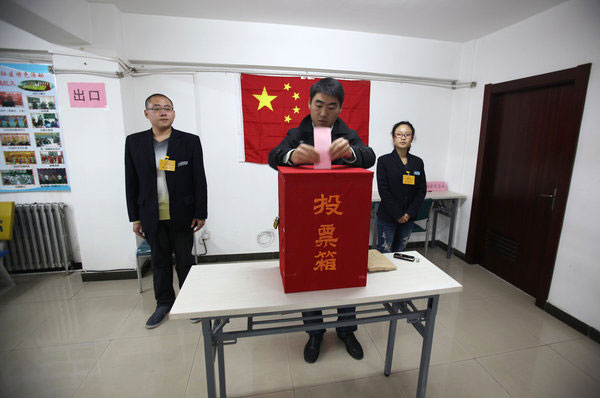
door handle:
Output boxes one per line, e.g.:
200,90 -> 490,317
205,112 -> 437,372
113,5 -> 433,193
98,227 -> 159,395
539,188 -> 557,210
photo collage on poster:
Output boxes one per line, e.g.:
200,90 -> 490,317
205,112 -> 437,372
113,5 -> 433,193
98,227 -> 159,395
0,63 -> 70,192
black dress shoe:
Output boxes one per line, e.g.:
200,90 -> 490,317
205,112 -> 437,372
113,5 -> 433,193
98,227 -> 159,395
303,334 -> 323,363
145,306 -> 170,329
338,333 -> 364,360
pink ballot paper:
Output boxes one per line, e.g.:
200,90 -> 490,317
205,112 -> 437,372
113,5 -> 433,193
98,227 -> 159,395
313,127 -> 332,169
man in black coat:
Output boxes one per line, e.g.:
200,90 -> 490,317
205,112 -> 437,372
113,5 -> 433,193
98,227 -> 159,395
268,81 -> 375,170
125,93 -> 207,329
269,78 -> 375,364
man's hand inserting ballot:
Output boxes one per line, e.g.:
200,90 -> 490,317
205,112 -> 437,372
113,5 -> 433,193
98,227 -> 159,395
290,143 -> 320,165
329,137 -> 354,162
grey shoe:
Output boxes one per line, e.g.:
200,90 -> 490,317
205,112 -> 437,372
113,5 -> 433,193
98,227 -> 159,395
189,318 -> 201,324
145,306 -> 170,329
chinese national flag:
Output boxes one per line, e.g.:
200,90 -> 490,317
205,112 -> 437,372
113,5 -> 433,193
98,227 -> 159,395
241,74 -> 370,164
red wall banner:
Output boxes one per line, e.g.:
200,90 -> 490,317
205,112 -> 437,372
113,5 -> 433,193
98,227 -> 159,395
241,74 -> 370,164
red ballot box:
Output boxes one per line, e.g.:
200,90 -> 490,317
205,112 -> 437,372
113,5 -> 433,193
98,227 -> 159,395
277,165 -> 374,293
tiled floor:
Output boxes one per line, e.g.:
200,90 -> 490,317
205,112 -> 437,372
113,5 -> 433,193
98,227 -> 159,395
1,247 -> 599,397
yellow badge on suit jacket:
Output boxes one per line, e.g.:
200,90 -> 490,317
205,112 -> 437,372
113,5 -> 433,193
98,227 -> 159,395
403,172 -> 415,185
158,156 -> 176,171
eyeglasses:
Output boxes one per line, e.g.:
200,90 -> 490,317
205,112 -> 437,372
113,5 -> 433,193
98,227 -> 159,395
146,106 -> 173,112
394,132 -> 412,138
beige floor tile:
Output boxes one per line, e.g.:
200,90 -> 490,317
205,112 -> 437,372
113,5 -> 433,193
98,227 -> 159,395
0,299 -> 67,350
551,338 -> 600,383
478,345 -> 600,398
391,359 -> 511,398
484,295 -> 584,344
434,289 -> 549,358
437,285 -> 487,303
1,251 -> 594,398
436,291 -> 486,319
0,341 -> 109,398
422,249 -> 520,301
459,268 -> 525,299
0,331 -> 27,352
75,333 -> 199,398
114,290 -> 202,339
0,285 -> 13,296
436,293 -> 495,324
439,314 -> 544,357
436,292 -> 533,327
417,246 -> 459,269
18,294 -> 140,348
1,272 -> 83,303
294,373 -> 409,398
286,328 -> 384,388
364,315 -> 472,372
186,334 -> 293,397
240,390 -> 295,398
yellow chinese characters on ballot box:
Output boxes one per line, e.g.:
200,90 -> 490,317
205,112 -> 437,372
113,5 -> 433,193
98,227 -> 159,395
313,194 -> 343,271
276,166 -> 372,293
0,202 -> 15,240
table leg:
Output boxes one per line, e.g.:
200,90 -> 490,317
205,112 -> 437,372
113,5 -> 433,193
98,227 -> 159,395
431,204 -> 438,248
416,296 -> 439,398
446,199 -> 457,259
202,319 -> 217,398
384,303 -> 398,376
371,202 -> 380,248
218,342 -> 226,398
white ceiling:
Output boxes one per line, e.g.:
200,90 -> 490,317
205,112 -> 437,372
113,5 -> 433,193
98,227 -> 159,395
89,0 -> 568,42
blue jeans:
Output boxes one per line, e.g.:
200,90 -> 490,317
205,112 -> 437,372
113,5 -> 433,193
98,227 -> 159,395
377,218 -> 414,253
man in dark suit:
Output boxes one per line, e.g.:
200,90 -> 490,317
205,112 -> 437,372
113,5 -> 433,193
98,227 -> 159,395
125,93 -> 208,329
269,78 -> 375,364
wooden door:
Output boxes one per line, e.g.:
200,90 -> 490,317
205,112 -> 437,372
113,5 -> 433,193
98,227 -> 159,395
466,64 -> 591,307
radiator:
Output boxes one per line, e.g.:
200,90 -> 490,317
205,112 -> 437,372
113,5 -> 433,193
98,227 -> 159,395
5,203 -> 72,273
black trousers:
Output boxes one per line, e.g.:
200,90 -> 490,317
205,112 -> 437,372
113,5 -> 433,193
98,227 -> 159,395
303,307 -> 357,337
148,220 -> 194,308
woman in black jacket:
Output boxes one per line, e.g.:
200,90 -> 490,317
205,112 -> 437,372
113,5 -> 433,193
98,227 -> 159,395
376,121 -> 427,253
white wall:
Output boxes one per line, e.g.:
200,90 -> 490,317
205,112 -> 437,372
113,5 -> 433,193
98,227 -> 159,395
1,11 -> 462,267
141,74 -> 455,255
121,13 -> 462,80
195,72 -> 280,253
0,20 -> 137,271
52,57 -> 135,272
449,0 -> 600,329
115,12 -> 462,255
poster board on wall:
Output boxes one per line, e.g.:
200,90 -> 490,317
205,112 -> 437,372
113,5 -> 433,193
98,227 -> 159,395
0,63 -> 70,192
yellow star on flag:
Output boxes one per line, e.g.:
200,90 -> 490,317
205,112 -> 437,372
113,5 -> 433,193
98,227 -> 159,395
293,106 -> 300,114
283,83 -> 291,91
253,87 -> 277,111
284,115 -> 292,123
292,92 -> 300,100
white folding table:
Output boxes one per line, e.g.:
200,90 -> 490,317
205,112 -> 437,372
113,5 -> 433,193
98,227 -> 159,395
371,191 -> 467,258
170,251 -> 462,397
